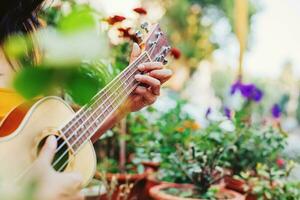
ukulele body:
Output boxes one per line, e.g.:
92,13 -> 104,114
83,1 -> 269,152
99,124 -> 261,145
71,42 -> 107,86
0,96 -> 96,186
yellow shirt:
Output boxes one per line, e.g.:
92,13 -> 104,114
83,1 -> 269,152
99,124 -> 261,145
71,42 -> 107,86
0,47 -> 24,120
0,88 -> 24,120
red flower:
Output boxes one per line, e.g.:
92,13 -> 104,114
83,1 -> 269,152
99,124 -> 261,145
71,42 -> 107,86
276,158 -> 285,168
118,27 -> 132,38
170,47 -> 181,59
133,7 -> 147,15
118,27 -> 139,43
107,15 -> 126,25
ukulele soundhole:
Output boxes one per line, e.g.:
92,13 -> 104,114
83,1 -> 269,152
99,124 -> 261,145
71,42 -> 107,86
37,135 -> 70,172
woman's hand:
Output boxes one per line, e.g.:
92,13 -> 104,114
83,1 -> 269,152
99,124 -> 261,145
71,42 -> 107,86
91,43 -> 172,142
124,43 -> 173,112
33,136 -> 84,200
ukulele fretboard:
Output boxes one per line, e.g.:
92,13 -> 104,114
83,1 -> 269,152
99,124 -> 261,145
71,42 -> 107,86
60,52 -> 151,152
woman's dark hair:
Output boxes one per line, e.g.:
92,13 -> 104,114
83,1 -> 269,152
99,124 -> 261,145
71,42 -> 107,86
0,0 -> 44,43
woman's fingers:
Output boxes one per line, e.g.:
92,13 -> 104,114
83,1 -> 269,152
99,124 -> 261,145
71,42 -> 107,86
149,69 -> 173,84
138,62 -> 163,72
143,90 -> 157,105
133,86 -> 157,105
38,135 -> 57,165
135,74 -> 161,95
134,86 -> 147,94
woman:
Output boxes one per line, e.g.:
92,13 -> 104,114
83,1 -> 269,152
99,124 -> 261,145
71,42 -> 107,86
0,0 -> 172,199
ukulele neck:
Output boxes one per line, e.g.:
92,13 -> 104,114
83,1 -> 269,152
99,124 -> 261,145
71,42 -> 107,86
60,52 -> 151,153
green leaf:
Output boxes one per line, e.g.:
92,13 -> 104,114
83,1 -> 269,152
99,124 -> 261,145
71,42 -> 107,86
58,6 -> 98,34
13,67 -> 54,99
64,69 -> 100,105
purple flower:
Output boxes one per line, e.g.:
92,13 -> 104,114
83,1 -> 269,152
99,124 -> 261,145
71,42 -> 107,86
252,88 -> 263,102
230,80 -> 242,95
271,104 -> 281,118
230,80 -> 263,102
224,107 -> 231,119
240,84 -> 256,99
205,107 -> 211,118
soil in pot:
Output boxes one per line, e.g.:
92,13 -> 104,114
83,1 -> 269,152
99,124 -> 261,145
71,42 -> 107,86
150,183 -> 245,200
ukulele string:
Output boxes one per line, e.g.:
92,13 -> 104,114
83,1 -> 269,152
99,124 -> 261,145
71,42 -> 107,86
56,71 -> 141,172
16,43 -> 157,181
14,55 -> 145,182
53,45 -> 160,170
51,52 -> 148,156
52,53 -> 149,159
52,42 -> 158,159
52,55 -> 150,170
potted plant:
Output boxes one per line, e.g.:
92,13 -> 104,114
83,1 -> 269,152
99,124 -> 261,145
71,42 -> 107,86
241,162 -> 300,200
221,80 -> 287,194
223,125 -> 287,193
149,119 -> 243,199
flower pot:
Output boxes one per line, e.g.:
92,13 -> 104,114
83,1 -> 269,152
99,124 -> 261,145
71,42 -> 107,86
94,171 -> 147,200
105,172 -> 147,184
245,194 -> 257,200
142,174 -> 162,200
149,183 -> 244,200
224,176 -> 247,194
142,161 -> 160,173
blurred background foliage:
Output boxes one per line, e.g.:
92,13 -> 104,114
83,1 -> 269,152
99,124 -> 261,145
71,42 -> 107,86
157,0 -> 257,75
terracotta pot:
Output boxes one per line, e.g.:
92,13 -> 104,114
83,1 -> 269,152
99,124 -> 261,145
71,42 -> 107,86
149,183 -> 244,200
224,176 -> 247,194
94,171 -> 147,200
245,194 -> 257,200
142,175 -> 162,200
142,161 -> 160,173
105,172 -> 147,184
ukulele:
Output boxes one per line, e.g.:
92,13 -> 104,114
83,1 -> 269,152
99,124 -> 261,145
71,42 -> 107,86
0,23 -> 170,185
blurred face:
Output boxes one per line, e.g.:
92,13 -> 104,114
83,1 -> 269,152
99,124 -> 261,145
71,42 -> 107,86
0,50 -> 14,88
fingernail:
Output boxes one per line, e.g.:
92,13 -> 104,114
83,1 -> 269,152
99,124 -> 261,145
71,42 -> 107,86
138,64 -> 145,71
133,43 -> 139,52
135,74 -> 142,80
167,69 -> 173,76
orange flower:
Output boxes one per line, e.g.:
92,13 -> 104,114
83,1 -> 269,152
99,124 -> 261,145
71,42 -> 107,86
107,15 -> 126,25
133,7 -> 147,15
191,122 -> 200,130
176,127 -> 185,133
170,47 -> 181,59
183,120 -> 200,130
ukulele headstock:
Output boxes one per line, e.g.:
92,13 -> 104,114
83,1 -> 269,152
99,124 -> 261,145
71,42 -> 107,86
137,22 -> 171,65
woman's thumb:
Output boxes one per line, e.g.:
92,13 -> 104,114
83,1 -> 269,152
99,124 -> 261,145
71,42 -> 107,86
130,43 -> 141,62
38,135 -> 57,164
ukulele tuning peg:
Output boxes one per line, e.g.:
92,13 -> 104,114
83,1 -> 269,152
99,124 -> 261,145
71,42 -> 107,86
155,31 -> 163,38
135,30 -> 143,42
163,58 -> 168,65
141,22 -> 149,33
